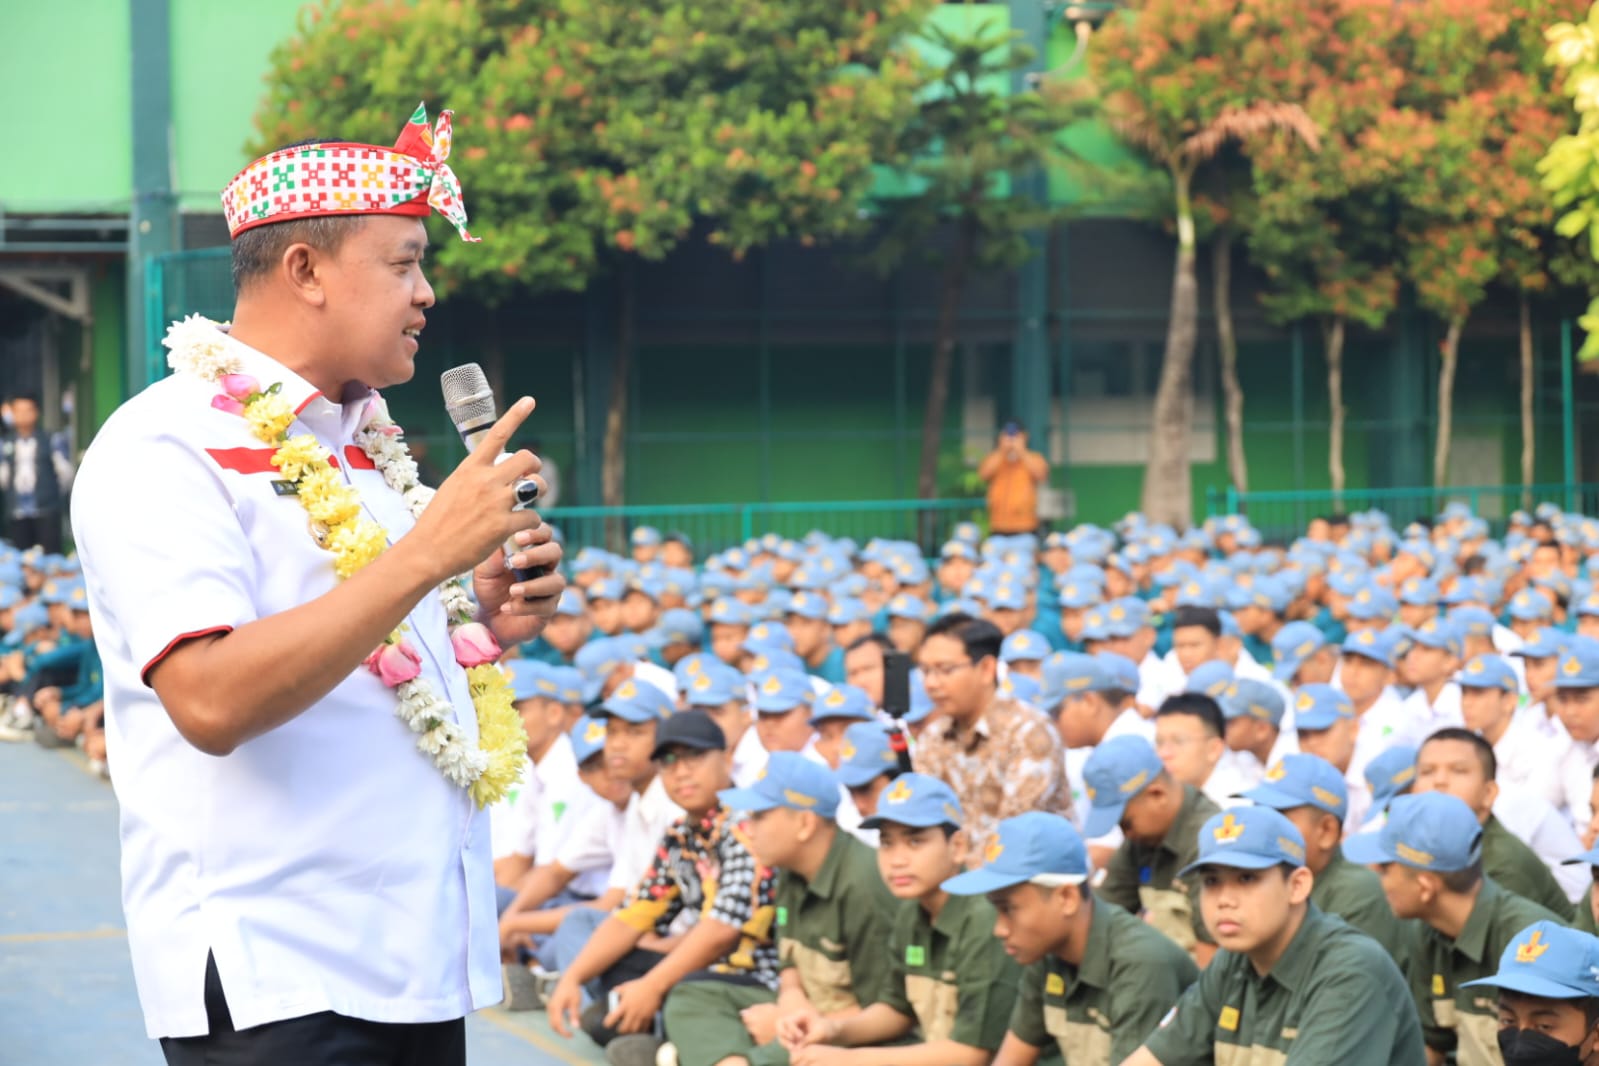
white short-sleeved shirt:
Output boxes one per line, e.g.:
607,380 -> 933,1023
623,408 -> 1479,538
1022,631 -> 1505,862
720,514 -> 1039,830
490,733 -> 587,862
1401,682 -> 1465,739
71,335 -> 500,1038
1494,706 -> 1571,815
730,724 -> 767,787
606,775 -> 685,893
555,795 -> 632,899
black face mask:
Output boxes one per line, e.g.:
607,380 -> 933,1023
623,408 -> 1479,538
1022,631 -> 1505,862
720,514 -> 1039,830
1499,1027 -> 1586,1066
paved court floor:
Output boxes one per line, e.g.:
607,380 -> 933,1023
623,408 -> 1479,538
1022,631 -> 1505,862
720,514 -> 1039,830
0,741 -> 606,1066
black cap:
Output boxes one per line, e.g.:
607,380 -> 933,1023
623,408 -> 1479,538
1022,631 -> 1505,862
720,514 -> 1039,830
649,710 -> 727,761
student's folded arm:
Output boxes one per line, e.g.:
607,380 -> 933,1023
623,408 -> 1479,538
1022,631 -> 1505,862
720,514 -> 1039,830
990,1033 -> 1044,1066
638,915 -> 744,997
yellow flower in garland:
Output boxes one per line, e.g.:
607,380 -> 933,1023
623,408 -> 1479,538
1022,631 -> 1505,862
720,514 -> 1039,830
245,393 -> 297,442
271,434 -> 332,482
328,518 -> 389,578
466,664 -> 527,808
298,466 -> 361,528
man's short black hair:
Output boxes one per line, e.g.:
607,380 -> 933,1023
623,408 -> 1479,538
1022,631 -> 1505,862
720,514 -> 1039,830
924,613 -> 1004,665
1171,606 -> 1221,637
1421,727 -> 1497,781
7,393 -> 40,409
1438,859 -> 1484,894
1156,692 -> 1226,740
231,139 -> 366,292
847,633 -> 894,655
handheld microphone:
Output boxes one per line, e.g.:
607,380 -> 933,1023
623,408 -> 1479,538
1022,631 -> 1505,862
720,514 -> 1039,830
440,363 -> 546,596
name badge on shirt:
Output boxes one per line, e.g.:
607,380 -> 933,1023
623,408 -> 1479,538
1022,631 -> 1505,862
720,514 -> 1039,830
271,479 -> 299,497
1218,1006 -> 1240,1032
905,946 -> 925,967
1045,973 -> 1066,996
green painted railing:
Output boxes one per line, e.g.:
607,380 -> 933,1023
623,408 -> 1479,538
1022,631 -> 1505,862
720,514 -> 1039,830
1204,483 -> 1599,541
543,498 -> 985,556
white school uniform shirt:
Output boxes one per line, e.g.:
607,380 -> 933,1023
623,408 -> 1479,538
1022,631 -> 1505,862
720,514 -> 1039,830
555,795 -> 632,899
1202,752 -> 1255,810
1136,650 -> 1178,712
1559,739 -> 1599,834
1493,706 -> 1571,815
606,775 -> 686,893
490,732 -> 587,861
1494,787 -> 1591,905
1400,681 -> 1465,739
730,723 -> 768,787
71,335 -> 500,1039
1064,708 -> 1153,847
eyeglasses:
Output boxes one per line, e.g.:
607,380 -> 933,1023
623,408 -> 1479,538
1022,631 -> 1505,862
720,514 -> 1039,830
654,747 -> 718,769
920,660 -> 974,679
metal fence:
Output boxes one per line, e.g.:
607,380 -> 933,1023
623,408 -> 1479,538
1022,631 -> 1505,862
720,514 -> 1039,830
1206,483 -> 1599,542
543,498 -> 985,557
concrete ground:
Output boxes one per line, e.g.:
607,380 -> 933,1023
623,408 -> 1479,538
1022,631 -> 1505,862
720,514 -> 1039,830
0,740 -> 607,1066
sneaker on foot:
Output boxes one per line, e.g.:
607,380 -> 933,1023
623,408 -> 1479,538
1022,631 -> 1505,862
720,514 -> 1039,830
605,1035 -> 663,1066
500,963 -> 542,1011
656,1042 -> 679,1066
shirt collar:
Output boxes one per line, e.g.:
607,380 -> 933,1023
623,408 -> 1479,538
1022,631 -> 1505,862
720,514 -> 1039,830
221,331 -> 376,444
1453,877 -> 1503,964
801,828 -> 854,901
1259,903 -> 1326,992
931,888 -> 975,939
1071,899 -> 1116,989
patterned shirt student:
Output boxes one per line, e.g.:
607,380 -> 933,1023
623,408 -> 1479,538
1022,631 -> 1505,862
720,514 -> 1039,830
613,805 -> 780,989
914,695 -> 1071,859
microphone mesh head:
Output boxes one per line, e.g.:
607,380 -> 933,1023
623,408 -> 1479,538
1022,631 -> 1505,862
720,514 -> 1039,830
440,363 -> 497,423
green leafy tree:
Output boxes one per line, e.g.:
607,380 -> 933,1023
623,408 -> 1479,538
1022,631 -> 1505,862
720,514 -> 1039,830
1245,0 -> 1400,502
866,17 -> 1091,501
255,0 -> 929,507
1090,0 -> 1317,527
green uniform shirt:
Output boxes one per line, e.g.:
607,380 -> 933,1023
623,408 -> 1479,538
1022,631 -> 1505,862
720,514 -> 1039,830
877,893 -> 1018,1050
1097,784 -> 1221,949
1481,814 -> 1575,920
773,828 -> 898,1014
1576,894 -> 1598,936
1408,876 -> 1567,1066
1010,899 -> 1199,1065
1311,847 -> 1404,959
1142,904 -> 1425,1066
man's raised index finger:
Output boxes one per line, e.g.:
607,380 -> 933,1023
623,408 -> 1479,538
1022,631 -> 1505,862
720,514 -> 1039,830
471,396 -> 536,462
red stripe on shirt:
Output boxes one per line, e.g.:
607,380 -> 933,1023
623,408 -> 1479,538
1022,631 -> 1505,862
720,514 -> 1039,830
343,446 -> 376,470
140,626 -> 235,687
205,447 -> 342,475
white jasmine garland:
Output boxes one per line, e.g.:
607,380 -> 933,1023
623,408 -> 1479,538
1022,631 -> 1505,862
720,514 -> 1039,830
168,316 -> 526,806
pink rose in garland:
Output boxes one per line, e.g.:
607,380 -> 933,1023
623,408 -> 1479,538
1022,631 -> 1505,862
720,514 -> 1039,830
450,622 -> 502,668
210,373 -> 260,416
365,640 -> 423,686
210,394 -> 245,415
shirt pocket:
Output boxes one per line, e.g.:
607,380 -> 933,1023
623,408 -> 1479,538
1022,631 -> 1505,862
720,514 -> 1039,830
780,938 -> 858,1014
1045,1006 -> 1112,1064
904,974 -> 959,1043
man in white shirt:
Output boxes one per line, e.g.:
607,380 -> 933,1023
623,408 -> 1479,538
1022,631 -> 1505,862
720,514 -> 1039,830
1293,684 -> 1370,831
1554,636 -> 1599,838
1050,650 -> 1152,860
1218,677 -> 1296,789
72,109 -> 565,1064
1457,653 -> 1569,813
1397,616 -> 1466,737
1153,691 -> 1252,810
0,392 -> 75,554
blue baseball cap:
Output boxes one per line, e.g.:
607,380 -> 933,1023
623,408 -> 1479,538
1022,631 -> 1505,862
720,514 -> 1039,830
554,587 -> 588,617
1040,652 -> 1094,710
0,586 -> 21,611
631,526 -> 663,548
1346,585 -> 1399,621
1055,579 -> 1103,610
1093,652 -> 1140,694
1341,626 -> 1399,667
1457,654 -> 1518,693
827,597 -> 870,627
570,716 -> 609,765
786,591 -> 829,621
7,603 -> 49,645
942,812 -> 1091,894
861,773 -> 964,831
1516,626 -> 1570,660
596,677 -> 675,723
1271,622 -> 1328,681
1365,744 -> 1419,808
1343,791 -> 1483,871
836,723 -> 901,788
1081,736 -> 1166,838
1101,598 -> 1149,639
1407,616 -> 1463,658
718,751 -> 839,818
1241,753 -> 1348,820
1185,660 -> 1235,699
1398,577 -> 1440,607
684,662 -> 747,707
708,598 -> 753,627
998,631 -> 1048,665
986,583 -> 1028,612
508,660 -> 560,703
887,594 -> 932,622
812,682 -> 875,723
1555,636 -> 1599,688
1178,807 -> 1307,877
1220,678 -> 1286,727
743,646 -> 805,675
656,608 -> 705,647
1001,672 -> 1042,706
1291,684 -> 1354,732
750,669 -> 814,713
1448,606 -> 1495,642
1508,588 -> 1554,621
1462,921 -> 1599,1000
551,666 -> 585,705
745,621 -> 796,653
589,577 -> 625,603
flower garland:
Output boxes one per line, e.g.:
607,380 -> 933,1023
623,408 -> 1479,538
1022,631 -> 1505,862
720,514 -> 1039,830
164,314 -> 526,808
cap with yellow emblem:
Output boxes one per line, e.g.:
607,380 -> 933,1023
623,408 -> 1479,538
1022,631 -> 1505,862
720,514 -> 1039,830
941,812 -> 1090,895
1178,807 -> 1307,877
1080,735 -> 1166,839
1461,921 -> 1599,999
717,751 -> 839,818
594,677 -> 675,724
569,716 -> 608,766
1554,636 -> 1599,689
860,773 -> 964,832
749,669 -> 814,714
1342,792 -> 1483,871
1239,753 -> 1347,821
810,683 -> 876,724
